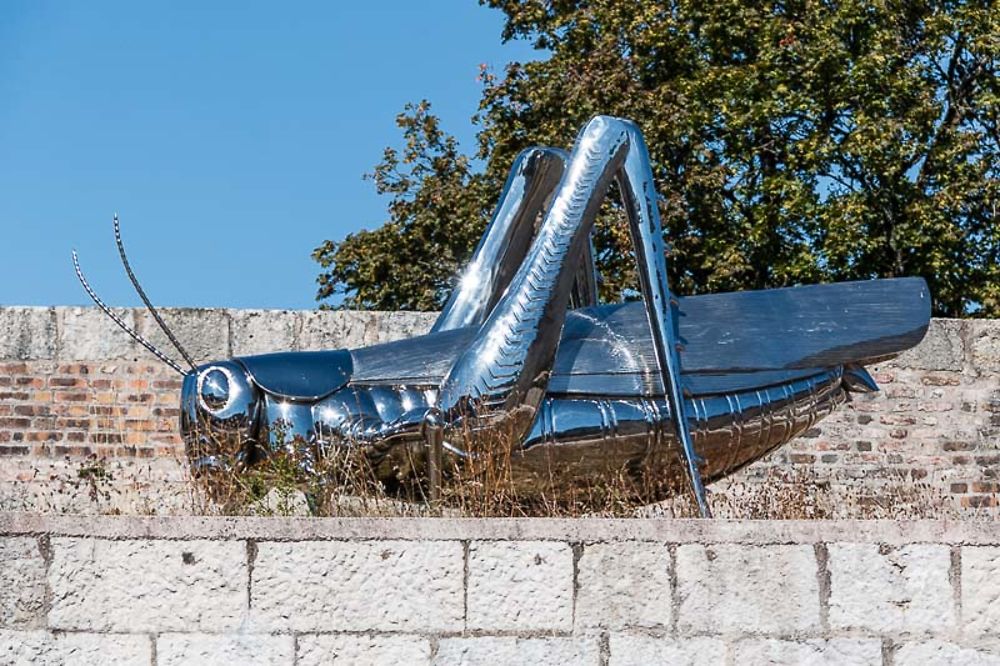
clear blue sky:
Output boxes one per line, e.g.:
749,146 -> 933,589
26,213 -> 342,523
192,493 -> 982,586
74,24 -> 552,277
0,2 -> 537,309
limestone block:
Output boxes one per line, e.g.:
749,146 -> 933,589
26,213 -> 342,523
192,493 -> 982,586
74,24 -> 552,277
0,630 -> 150,665
963,547 -> 1000,635
250,540 -> 463,632
0,457 -> 191,517
57,307 -> 141,361
370,311 -> 436,344
298,311 -> 377,350
157,633 -> 294,666
436,637 -> 600,666
733,638 -> 883,665
0,308 -> 55,360
250,487 -> 312,517
676,544 -> 820,633
48,538 -> 247,632
828,543 -> 954,633
298,310 -> 435,351
895,319 -> 964,371
970,322 -> 1000,374
576,541 -> 671,629
297,634 -> 431,666
0,538 -> 46,629
896,640 -> 1000,666
229,309 -> 298,357
608,634 -> 726,666
466,540 -> 574,631
135,308 -> 229,364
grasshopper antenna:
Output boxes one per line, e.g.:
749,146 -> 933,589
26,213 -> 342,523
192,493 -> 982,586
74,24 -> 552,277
72,249 -> 187,375
113,214 -> 197,372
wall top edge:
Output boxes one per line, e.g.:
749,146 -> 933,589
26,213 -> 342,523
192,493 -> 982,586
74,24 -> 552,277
0,306 -> 441,315
1,513 -> 997,544
0,305 -> 994,369
0,306 -> 979,318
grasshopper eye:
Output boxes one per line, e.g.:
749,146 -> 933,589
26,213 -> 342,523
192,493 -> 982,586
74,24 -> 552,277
181,361 -> 260,470
198,367 -> 232,413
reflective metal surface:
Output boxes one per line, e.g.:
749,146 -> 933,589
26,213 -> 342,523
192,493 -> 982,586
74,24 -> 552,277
168,115 -> 932,515
349,277 -> 930,394
180,361 -> 260,469
513,368 -> 846,496
615,119 -> 707,513
436,117 -> 632,447
432,147 -> 600,335
236,350 -> 353,401
198,367 -> 232,412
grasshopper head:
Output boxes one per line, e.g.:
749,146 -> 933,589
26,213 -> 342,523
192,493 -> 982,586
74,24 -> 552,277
180,361 -> 261,471
180,350 -> 355,472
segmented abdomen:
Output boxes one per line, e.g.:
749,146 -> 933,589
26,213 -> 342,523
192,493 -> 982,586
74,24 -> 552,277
514,368 -> 845,485
331,368 -> 844,483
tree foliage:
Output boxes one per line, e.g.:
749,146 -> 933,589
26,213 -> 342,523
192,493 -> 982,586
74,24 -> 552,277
314,1 -> 999,317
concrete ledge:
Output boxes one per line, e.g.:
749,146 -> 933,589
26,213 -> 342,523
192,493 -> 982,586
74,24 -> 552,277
2,513 -> 998,544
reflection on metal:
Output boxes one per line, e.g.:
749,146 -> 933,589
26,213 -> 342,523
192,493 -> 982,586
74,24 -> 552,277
76,116 -> 932,516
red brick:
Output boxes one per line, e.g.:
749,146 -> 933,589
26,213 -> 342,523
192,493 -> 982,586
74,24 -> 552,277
53,445 -> 94,457
48,376 -> 85,388
26,431 -> 62,442
963,495 -> 998,508
54,391 -> 89,402
14,405 -> 49,417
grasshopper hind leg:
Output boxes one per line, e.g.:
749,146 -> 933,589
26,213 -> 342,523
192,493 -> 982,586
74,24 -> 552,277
433,147 -> 600,334
433,115 -> 711,516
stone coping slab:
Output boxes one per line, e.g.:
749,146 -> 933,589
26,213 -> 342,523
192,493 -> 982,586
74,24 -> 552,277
1,513 -> 998,544
2,307 -> 997,375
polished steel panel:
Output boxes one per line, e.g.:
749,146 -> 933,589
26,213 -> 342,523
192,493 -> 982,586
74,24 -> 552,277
435,116 -> 631,444
432,147 -> 567,333
512,369 -> 845,498
262,396 -> 316,455
350,277 -> 930,394
236,350 -> 353,401
180,361 -> 260,469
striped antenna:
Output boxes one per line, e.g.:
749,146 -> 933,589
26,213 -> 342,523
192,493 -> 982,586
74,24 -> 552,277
71,249 -> 186,375
113,214 -> 197,372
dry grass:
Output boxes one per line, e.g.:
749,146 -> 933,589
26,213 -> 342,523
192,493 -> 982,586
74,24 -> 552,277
184,427 -> 970,520
639,470 -> 963,520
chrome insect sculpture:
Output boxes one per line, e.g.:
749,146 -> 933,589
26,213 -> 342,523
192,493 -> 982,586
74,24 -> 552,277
74,116 -> 931,516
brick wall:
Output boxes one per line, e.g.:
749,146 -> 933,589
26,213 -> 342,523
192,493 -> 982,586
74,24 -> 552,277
718,317 -> 1000,516
3,515 -> 1000,664
0,307 -> 436,514
0,306 -> 997,516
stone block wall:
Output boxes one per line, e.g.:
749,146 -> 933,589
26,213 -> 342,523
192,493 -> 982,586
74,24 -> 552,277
2,515 -> 1000,665
0,306 -> 997,516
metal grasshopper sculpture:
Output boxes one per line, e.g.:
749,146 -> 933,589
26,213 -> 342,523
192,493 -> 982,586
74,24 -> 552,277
74,116 -> 930,516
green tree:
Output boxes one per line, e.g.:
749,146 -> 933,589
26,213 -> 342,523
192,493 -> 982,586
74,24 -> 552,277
314,1 -> 999,317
